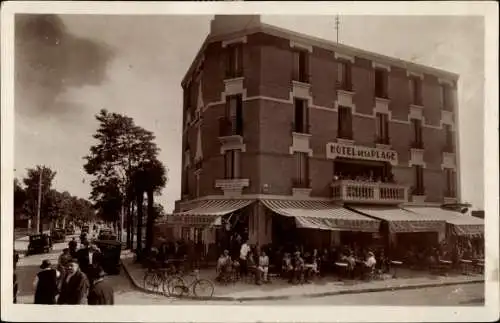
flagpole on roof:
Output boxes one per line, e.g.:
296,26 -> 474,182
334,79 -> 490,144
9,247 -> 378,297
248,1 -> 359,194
335,15 -> 340,44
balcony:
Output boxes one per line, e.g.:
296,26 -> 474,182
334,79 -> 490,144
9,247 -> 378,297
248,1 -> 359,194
410,140 -> 424,149
215,178 -> 250,197
331,180 -> 409,204
292,178 -> 312,198
218,117 -> 245,154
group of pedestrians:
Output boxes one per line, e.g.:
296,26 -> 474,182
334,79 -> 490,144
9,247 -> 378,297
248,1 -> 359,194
32,238 -> 114,305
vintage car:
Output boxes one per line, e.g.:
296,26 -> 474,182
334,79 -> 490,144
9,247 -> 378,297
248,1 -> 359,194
27,234 -> 52,255
81,225 -> 90,234
51,228 -> 66,243
98,229 -> 117,241
94,239 -> 121,275
65,226 -> 75,235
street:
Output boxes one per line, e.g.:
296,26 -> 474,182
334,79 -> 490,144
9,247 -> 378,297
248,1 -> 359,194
14,233 -> 484,306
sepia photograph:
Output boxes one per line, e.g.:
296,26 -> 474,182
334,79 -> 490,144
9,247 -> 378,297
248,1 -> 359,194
1,1 -> 499,322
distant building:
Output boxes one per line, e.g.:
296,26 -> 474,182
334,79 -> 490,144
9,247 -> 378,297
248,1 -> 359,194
156,16 -> 482,254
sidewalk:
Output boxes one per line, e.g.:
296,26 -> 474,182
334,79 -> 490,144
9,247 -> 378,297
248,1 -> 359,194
120,251 -> 484,301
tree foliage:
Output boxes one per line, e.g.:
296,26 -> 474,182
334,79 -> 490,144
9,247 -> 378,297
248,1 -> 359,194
14,166 -> 95,230
83,109 -> 167,252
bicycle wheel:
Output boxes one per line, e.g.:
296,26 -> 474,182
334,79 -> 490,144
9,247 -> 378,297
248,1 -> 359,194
145,272 -> 161,291
143,272 -> 154,289
167,276 -> 186,297
193,279 -> 215,298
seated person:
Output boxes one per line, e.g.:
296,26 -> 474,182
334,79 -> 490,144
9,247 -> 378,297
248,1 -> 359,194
247,251 -> 256,278
281,253 -> 293,279
291,251 -> 305,284
341,251 -> 356,278
256,251 -> 270,285
216,250 -> 232,282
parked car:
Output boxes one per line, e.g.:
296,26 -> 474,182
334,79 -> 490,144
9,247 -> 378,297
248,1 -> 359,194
27,234 -> 52,255
98,229 -> 117,241
94,239 -> 121,275
65,226 -> 75,235
51,229 -> 66,243
82,225 -> 90,234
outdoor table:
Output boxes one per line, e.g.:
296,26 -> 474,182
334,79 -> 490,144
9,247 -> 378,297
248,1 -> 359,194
390,260 -> 403,278
459,259 -> 473,275
335,262 -> 348,280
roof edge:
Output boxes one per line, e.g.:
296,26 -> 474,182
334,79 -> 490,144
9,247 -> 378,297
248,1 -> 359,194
182,22 -> 460,87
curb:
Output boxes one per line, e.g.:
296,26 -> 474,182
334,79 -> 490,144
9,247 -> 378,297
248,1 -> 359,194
121,261 -> 484,302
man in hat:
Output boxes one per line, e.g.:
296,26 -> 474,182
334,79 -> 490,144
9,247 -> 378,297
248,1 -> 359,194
33,260 -> 60,304
87,267 -> 114,305
77,241 -> 102,282
58,259 -> 89,305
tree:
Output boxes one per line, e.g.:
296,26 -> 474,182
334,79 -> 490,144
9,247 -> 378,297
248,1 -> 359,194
22,165 -> 57,231
132,159 -> 168,255
14,179 -> 27,218
83,109 -> 161,248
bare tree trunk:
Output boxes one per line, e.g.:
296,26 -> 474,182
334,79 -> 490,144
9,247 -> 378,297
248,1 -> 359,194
130,200 -> 135,250
145,190 -> 154,254
136,191 -> 144,260
126,198 -> 132,249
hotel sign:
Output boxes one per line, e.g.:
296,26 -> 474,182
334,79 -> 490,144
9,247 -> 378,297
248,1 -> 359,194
326,143 -> 398,165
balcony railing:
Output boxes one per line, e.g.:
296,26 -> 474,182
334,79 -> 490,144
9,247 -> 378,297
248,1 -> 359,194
291,122 -> 311,134
219,117 -> 243,137
337,81 -> 353,92
375,136 -> 390,145
443,144 -> 455,153
292,178 -> 311,189
331,180 -> 409,204
410,140 -> 424,149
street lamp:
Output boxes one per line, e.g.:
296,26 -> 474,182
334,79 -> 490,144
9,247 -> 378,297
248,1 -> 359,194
36,168 -> 43,233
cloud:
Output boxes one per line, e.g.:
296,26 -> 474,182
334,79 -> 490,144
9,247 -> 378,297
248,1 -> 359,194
15,14 -> 115,118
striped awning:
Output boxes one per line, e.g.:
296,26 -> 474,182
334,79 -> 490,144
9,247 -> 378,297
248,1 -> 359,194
404,207 -> 484,237
350,206 -> 446,233
162,199 -> 255,227
261,199 -> 380,232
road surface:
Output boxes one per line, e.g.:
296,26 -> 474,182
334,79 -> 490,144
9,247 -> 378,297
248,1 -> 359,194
14,233 -> 484,306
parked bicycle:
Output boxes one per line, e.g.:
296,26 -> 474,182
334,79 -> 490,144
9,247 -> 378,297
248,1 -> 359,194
143,260 -> 180,295
166,269 -> 215,298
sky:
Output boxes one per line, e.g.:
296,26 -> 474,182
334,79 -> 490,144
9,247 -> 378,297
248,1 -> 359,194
14,14 -> 485,212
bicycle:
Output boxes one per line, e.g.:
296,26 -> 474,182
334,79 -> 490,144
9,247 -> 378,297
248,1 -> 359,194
166,269 -> 215,298
143,260 -> 179,295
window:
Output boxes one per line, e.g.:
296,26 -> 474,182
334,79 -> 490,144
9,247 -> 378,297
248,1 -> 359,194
226,43 -> 243,78
444,124 -> 454,152
182,172 -> 189,196
223,95 -> 243,136
409,76 -> 422,106
224,150 -> 240,179
337,60 -> 352,91
375,113 -> 390,144
337,106 -> 353,140
374,68 -> 388,98
444,168 -> 456,198
413,165 -> 425,195
411,119 -> 423,148
293,98 -> 309,133
294,152 -> 310,188
293,50 -> 309,83
441,84 -> 453,111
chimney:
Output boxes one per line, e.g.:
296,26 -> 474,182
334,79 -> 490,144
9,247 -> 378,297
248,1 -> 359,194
210,15 -> 261,37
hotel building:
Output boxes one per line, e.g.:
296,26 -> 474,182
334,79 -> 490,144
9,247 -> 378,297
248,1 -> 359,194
157,15 -> 482,251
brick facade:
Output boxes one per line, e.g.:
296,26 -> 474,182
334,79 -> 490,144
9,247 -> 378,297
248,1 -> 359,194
176,21 -> 460,210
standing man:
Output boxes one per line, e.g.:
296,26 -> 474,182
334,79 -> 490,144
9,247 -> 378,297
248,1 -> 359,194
13,251 -> 19,303
87,267 -> 114,305
58,259 -> 89,305
68,237 -> 78,258
239,239 -> 250,277
33,260 -> 60,305
77,242 -> 102,282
